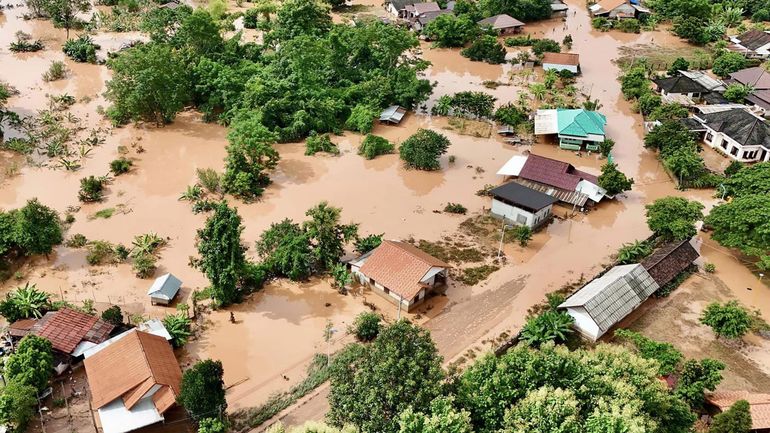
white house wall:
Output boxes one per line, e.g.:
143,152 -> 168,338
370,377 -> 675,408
543,63 -> 579,74
703,127 -> 770,162
565,306 -> 601,341
491,199 -> 552,228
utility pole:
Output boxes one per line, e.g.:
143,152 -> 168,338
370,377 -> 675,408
497,220 -> 510,260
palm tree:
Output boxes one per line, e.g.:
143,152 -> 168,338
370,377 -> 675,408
130,232 -> 166,258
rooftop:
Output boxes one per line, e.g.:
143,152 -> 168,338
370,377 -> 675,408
542,52 -> 580,66
489,182 -> 558,212
640,239 -> 699,287
147,273 -> 182,301
728,67 -> 770,90
733,29 -> 770,51
557,109 -> 606,138
653,75 -> 709,95
519,153 -> 599,191
34,308 -> 114,354
477,14 -> 525,30
706,391 -> 770,430
358,240 -> 450,300
411,1 -> 440,14
592,0 -> 627,13
700,108 -> 770,149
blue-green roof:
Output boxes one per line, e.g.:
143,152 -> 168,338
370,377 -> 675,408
557,109 -> 607,138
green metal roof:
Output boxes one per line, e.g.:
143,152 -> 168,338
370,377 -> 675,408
556,109 -> 607,138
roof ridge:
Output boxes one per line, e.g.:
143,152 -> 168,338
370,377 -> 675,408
134,331 -> 158,386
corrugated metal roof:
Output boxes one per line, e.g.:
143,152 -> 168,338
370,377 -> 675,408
542,52 -> 580,67
490,182 -> 558,211
147,273 -> 182,301
557,109 -> 606,138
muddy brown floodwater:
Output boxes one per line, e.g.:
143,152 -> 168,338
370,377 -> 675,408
2,0 -> 770,418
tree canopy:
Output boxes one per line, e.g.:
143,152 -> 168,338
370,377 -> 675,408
705,194 -> 770,269
399,129 -> 451,170
645,197 -> 704,241
598,162 -> 634,196
4,335 -> 53,392
178,359 -> 227,419
196,202 -> 248,306
709,400 -> 752,433
700,301 -> 753,340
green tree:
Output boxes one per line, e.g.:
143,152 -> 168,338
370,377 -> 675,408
221,111 -> 279,199
663,145 -> 708,184
41,0 -> 91,38
422,14 -> 478,48
0,380 -> 38,432
354,233 -> 383,254
162,313 -> 192,347
675,358 -> 725,409
700,301 -> 753,339
303,202 -> 358,272
13,198 -> 63,256
531,38 -> 560,57
645,197 -> 704,241
351,311 -> 381,342
478,0 -> 551,21
723,83 -> 752,103
709,400 -> 752,433
614,329 -> 683,375
178,359 -> 227,419
105,43 -> 191,126
272,0 -> 331,41
345,104 -> 378,134
644,120 -> 696,155
399,129 -> 450,170
448,91 -> 496,119
712,52 -> 748,78
398,396 -> 473,433
494,103 -> 527,127
256,218 -> 313,280
461,35 -> 506,64
502,387 -> 581,433
328,320 -> 445,433
648,102 -> 688,122
197,418 -> 227,433
668,57 -> 690,76
637,93 -> 662,116
722,162 -> 770,197
0,283 -> 51,322
673,17 -> 710,45
620,66 -> 650,100
175,9 -> 225,57
358,135 -> 394,160
101,305 -> 123,326
4,335 -> 54,392
520,310 -> 574,347
196,202 -> 247,306
598,162 -> 634,196
705,195 -> 770,268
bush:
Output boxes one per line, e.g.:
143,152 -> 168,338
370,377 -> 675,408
351,312 -> 381,342
461,35 -> 506,64
704,263 -> 716,273
86,240 -> 116,265
712,52 -> 748,78
700,301 -> 752,339
65,233 -> 88,248
163,313 -> 192,347
531,38 -> 560,56
520,310 -> 574,347
101,305 -> 123,325
42,61 -> 68,82
305,133 -> 339,156
752,9 -> 770,22
345,104 -> 378,134
62,35 -> 100,63
109,157 -> 132,175
614,329 -> 683,375
591,17 -> 611,30
358,134 -> 393,160
494,103 -> 527,127
78,176 -> 105,202
197,168 -> 221,194
9,39 -> 44,52
511,225 -> 532,247
243,8 -> 260,28
616,18 -> 640,33
443,203 -> 467,214
399,129 -> 450,170
504,35 -> 535,46
133,252 -> 157,278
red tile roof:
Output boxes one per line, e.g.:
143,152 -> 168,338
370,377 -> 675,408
519,154 -> 599,191
85,330 -> 182,413
707,391 -> 770,430
359,240 -> 450,300
542,52 -> 580,66
35,308 -> 114,354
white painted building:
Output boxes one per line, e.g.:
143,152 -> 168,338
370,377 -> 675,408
694,108 -> 770,163
489,182 -> 557,228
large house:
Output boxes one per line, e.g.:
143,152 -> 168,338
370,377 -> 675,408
726,67 -> 770,114
693,108 -> 770,162
477,14 -> 525,35
350,240 -> 450,312
534,108 -> 607,151
559,264 -> 660,341
706,391 -> 770,432
497,153 -> 608,208
84,330 -> 183,433
542,52 -> 580,74
653,71 -> 726,106
489,182 -> 557,228
729,29 -> 770,59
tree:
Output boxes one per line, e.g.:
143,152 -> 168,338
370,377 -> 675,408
673,17 -> 710,45
700,301 -> 753,339
531,38 -> 560,57
502,387 -> 581,433
272,0 -> 331,41
705,195 -> 770,268
358,135 -> 394,160
351,311 -> 381,342
637,93 -> 662,116
675,358 -> 725,409
520,310 -> 574,347
13,199 -> 63,256
494,103 -> 527,128
303,202 -> 358,272
105,43 -> 191,126
0,380 -> 38,432
0,283 -> 50,323
175,9 -> 224,57
663,145 -> 708,184
722,162 -> 770,197
41,0 -> 91,38
399,129 -> 450,171
598,162 -> 634,196
196,202 -> 247,306
668,57 -> 689,76
723,83 -> 751,103
461,35 -> 506,64
478,0 -> 551,21
163,313 -> 193,347
398,397 -> 473,433
4,335 -> 53,392
447,91 -> 496,119
178,360 -> 226,419
422,14 -> 478,48
345,104 -> 378,134
614,329 -> 683,375
648,102 -> 688,122
712,52 -> 748,78
101,305 -> 123,326
645,197 -> 704,241
620,66 -> 650,100
709,400 -> 752,433
221,111 -> 279,199
354,233 -> 383,254
328,320 -> 445,433
256,218 -> 313,280
644,120 -> 696,155
197,418 -> 227,433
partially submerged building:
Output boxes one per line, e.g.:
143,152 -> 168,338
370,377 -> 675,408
726,67 -> 770,115
489,182 -> 557,228
84,330 -> 182,433
729,29 -> 770,59
589,0 -> 649,18
534,108 -> 607,151
350,240 -> 450,312
693,108 -> 770,162
380,105 -> 407,125
706,391 -> 770,432
147,273 -> 182,306
542,52 -> 580,74
641,239 -> 700,287
559,264 -> 660,341
477,14 -> 525,35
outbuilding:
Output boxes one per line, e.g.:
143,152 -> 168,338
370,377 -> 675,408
542,52 -> 580,74
147,273 -> 182,306
477,14 -> 525,35
489,182 -> 557,228
380,105 -> 407,125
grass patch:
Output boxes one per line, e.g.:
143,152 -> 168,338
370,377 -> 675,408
92,207 -> 115,219
616,45 -> 713,71
445,117 -> 492,138
409,239 -> 484,264
458,265 -> 499,285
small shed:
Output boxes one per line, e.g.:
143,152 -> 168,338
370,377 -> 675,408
147,273 -> 182,306
542,52 -> 580,74
489,182 -> 557,228
477,14 -> 525,35
380,105 -> 407,124
641,239 -> 699,287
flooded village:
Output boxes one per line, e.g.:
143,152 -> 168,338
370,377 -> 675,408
2,0 -> 770,432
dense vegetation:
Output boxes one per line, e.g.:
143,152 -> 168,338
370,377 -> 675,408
0,199 -> 63,278
178,359 -> 227,420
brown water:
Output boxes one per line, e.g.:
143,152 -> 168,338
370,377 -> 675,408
2,0 -> 769,414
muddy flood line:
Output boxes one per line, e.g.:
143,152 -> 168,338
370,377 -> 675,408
2,0 -> 770,412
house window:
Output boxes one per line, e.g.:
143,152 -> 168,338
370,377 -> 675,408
731,147 -> 739,156
383,287 -> 389,294
744,150 -> 758,160
369,277 -> 374,285
720,140 -> 728,149
706,132 -> 714,142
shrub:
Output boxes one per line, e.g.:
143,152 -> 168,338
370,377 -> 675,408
531,38 -> 560,56
78,176 -> 105,202
345,104 -> 378,134
704,263 -> 716,273
133,252 -> 157,278
101,305 -> 123,325
9,39 -> 44,52
505,35 -> 535,46
512,225 -> 532,247
443,203 -> 467,214
62,35 -> 100,63
616,18 -> 640,33
614,329 -> 683,375
700,301 -> 752,339
305,133 -> 339,156
65,233 -> 88,248
520,310 -> 574,347
399,129 -> 450,170
616,240 -> 652,264
712,52 -> 748,78
109,157 -> 132,175
358,134 -> 393,160
752,9 -> 770,22
591,17 -> 611,30
42,61 -> 68,82
351,312 -> 381,342
494,103 -> 526,127
354,233 -> 383,254
197,168 -> 221,194
243,8 -> 260,28
162,313 -> 192,347
86,240 -> 116,265
461,35 -> 506,64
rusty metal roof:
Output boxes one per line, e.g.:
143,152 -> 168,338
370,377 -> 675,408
641,239 -> 699,287
542,52 -> 580,66
519,154 -> 599,192
359,240 -> 450,300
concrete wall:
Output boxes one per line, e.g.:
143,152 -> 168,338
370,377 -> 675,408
704,127 -> 770,162
543,63 -> 579,74
565,306 -> 601,341
491,199 -> 552,228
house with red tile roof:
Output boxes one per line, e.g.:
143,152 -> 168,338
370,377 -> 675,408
350,240 -> 450,312
706,391 -> 770,432
84,330 -> 182,433
30,308 -> 114,357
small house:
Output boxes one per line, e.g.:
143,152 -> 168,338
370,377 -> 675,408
413,9 -> 451,32
403,1 -> 440,18
693,108 -> 770,162
350,240 -> 450,312
727,67 -> 770,114
477,14 -> 525,35
385,0 -> 419,17
653,75 -> 711,104
84,330 -> 182,433
489,182 -> 557,228
640,239 -> 699,287
534,108 -> 607,150
147,273 -> 182,306
589,0 -> 643,18
380,105 -> 407,125
729,29 -> 770,59
706,391 -> 770,432
542,52 -> 580,74
559,264 -> 660,341
550,0 -> 568,16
